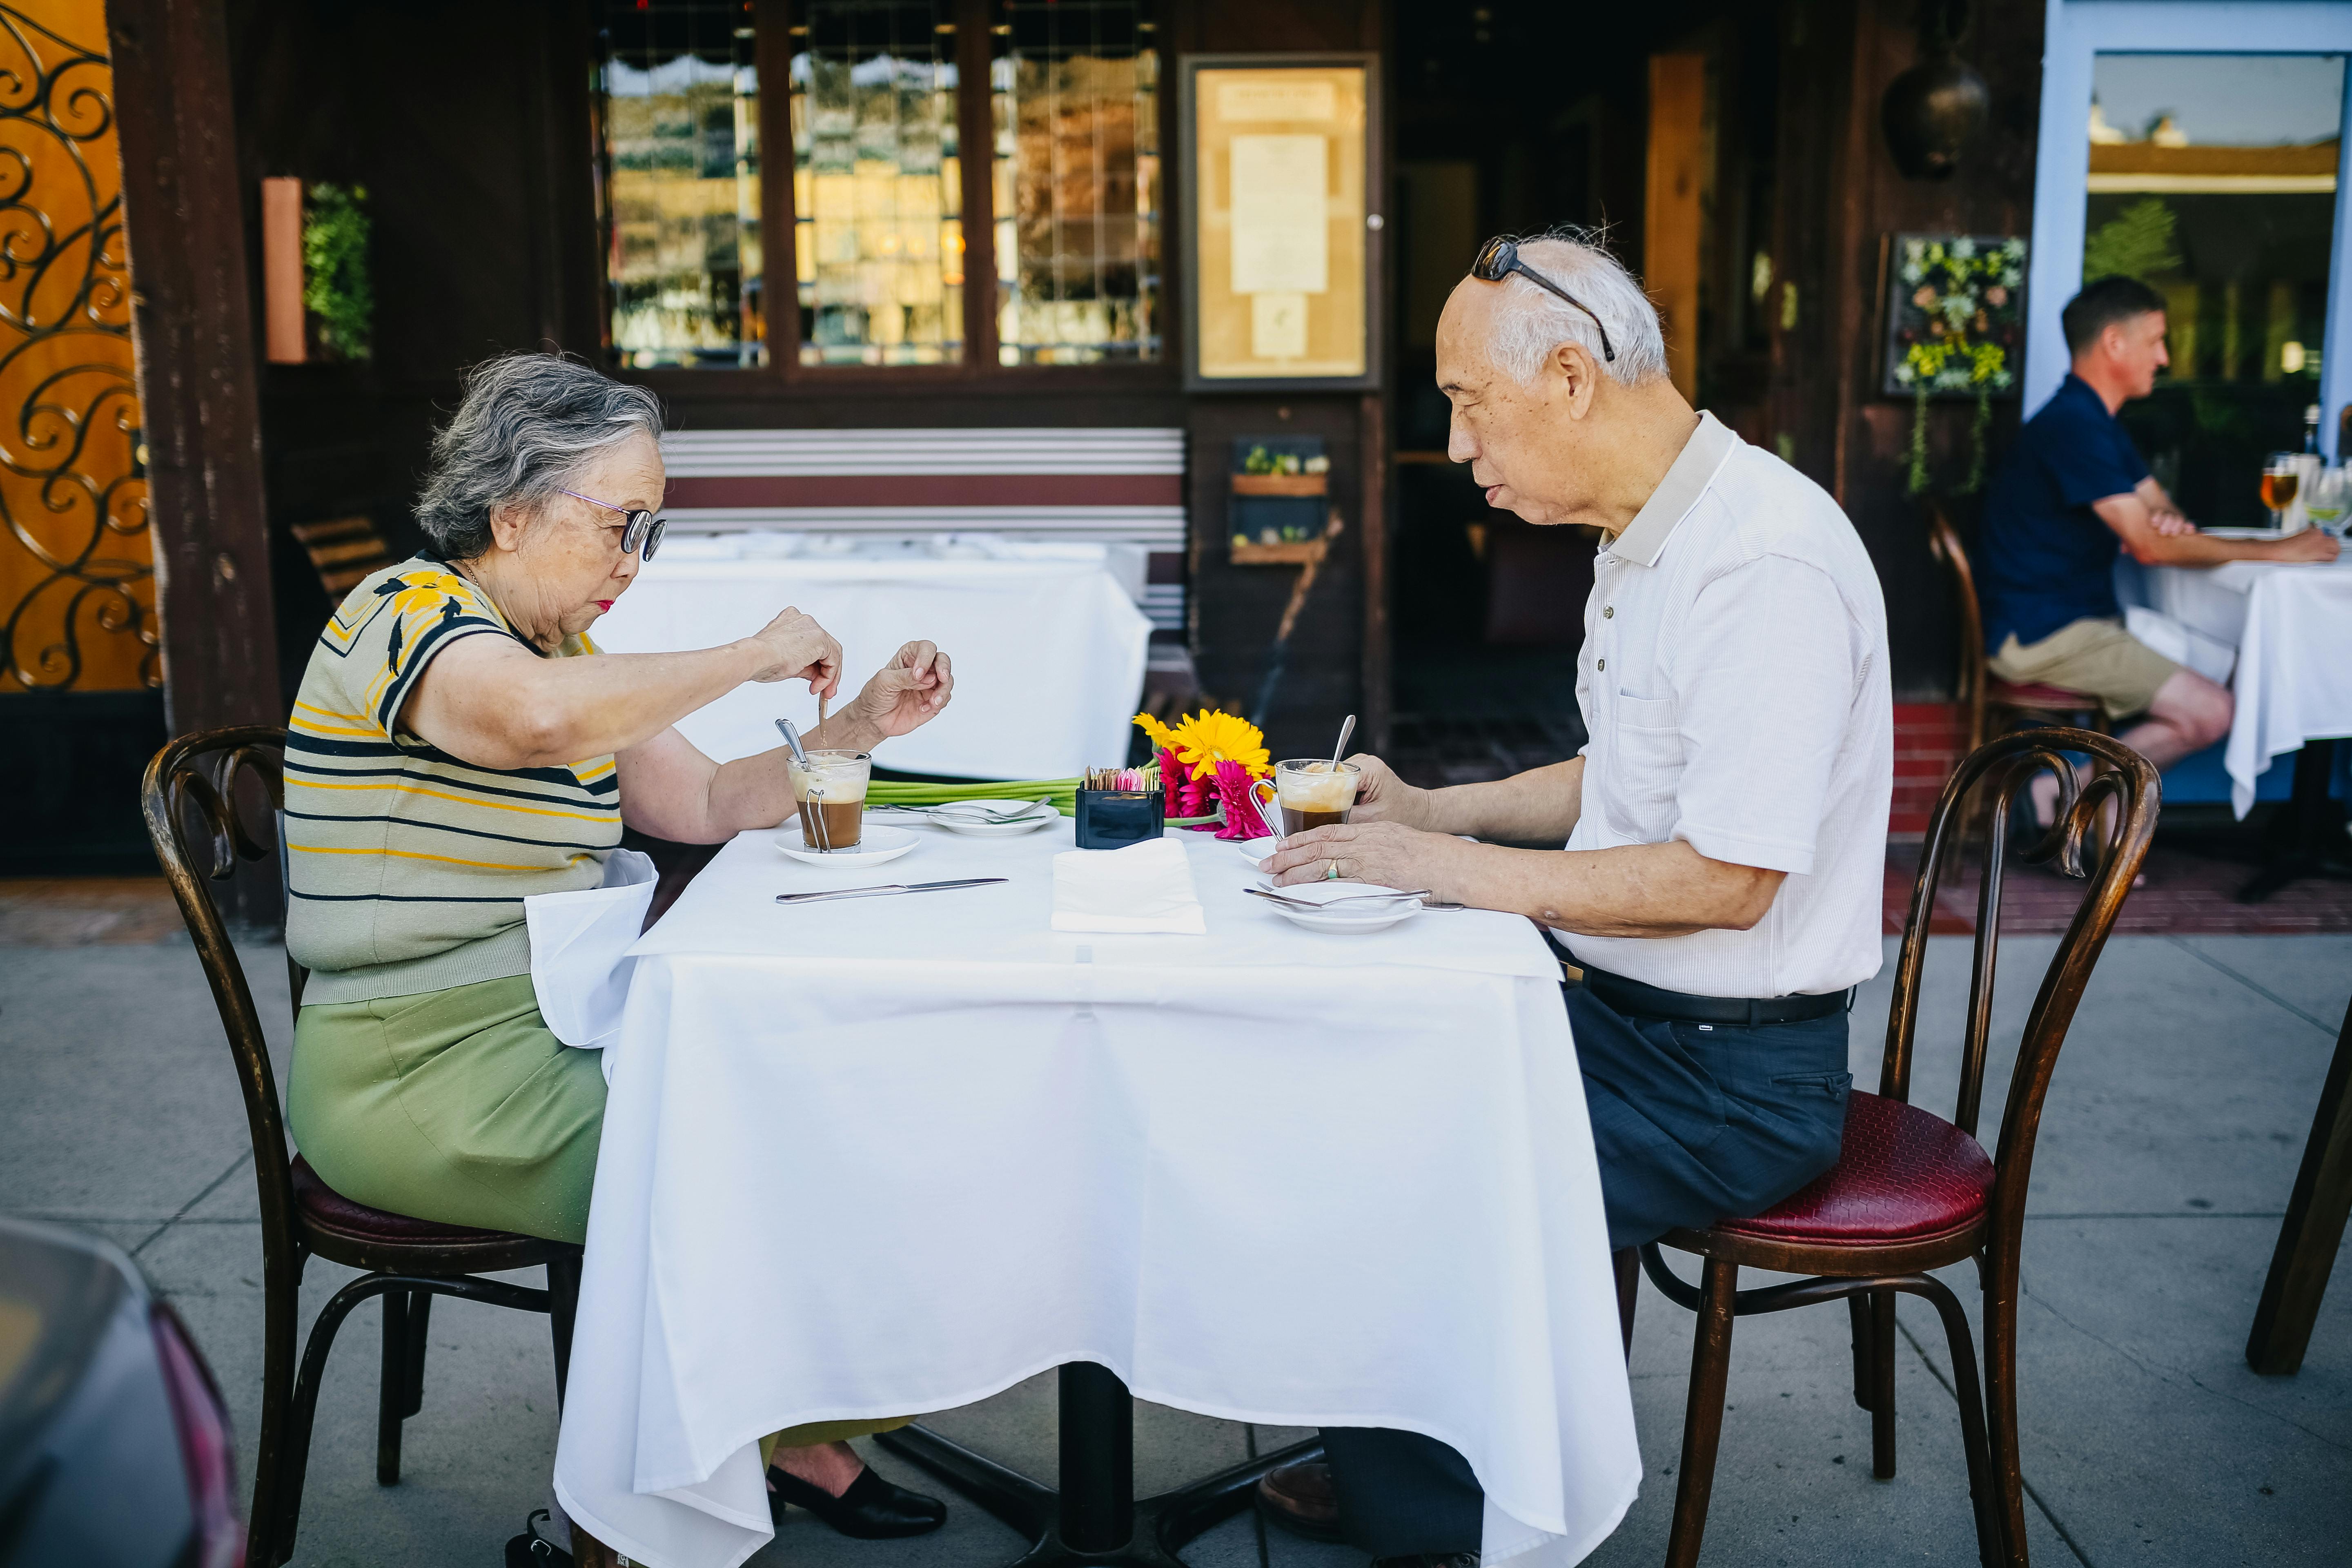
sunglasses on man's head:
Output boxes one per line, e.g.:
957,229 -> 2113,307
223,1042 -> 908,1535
557,487 -> 667,562
1470,237 -> 1617,363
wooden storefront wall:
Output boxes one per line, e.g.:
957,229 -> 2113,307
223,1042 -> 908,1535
95,0 -> 2054,872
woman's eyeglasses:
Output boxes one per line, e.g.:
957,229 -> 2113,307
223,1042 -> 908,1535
557,487 -> 666,561
1470,237 -> 1616,363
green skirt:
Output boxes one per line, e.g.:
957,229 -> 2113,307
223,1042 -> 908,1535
288,972 -> 904,1451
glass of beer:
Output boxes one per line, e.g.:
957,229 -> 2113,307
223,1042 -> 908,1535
1275,757 -> 1360,835
2262,452 -> 2302,523
786,749 -> 871,851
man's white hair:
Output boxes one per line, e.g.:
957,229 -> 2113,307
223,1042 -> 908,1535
1481,228 -> 1669,389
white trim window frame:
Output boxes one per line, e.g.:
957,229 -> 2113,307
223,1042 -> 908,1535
2028,0 -> 2352,452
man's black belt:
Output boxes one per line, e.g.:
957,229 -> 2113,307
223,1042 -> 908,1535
1575,963 -> 1850,1027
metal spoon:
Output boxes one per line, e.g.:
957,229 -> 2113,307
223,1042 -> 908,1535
773,717 -> 811,768
1326,713 -> 1356,775
1246,884 -> 1431,909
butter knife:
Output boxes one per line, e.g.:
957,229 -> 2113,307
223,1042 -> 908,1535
775,878 -> 1007,904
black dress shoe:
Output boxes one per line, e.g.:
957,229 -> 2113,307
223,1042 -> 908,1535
1256,1461 -> 1345,1541
769,1463 -> 949,1539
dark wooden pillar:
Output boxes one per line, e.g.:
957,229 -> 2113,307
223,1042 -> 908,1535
109,0 -> 283,927
107,0 -> 279,739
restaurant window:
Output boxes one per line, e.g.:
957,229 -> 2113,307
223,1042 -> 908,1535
596,0 -> 1163,373
990,0 -> 1160,364
791,0 -> 965,365
599,0 -> 765,368
2085,53 -> 2346,525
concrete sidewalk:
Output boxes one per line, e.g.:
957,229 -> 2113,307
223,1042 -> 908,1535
2,927 -> 2344,1567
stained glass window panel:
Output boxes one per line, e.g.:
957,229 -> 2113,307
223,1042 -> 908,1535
992,0 -> 1159,365
792,0 -> 964,366
600,0 -> 764,368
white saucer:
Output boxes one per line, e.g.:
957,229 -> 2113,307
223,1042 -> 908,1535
1235,836 -> 1279,869
774,824 -> 918,867
914,799 -> 1058,837
1254,880 -> 1423,933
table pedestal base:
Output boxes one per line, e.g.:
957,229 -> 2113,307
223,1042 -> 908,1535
877,1364 -> 1323,1568
2238,739 -> 2352,903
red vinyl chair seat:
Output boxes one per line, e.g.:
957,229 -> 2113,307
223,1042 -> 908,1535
1713,1091 -> 1996,1244
1987,677 -> 2100,711
290,1154 -> 517,1248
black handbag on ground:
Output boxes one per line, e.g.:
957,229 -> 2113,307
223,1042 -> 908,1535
505,1509 -> 572,1567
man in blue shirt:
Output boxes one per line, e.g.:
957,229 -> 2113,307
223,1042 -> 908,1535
1980,276 -> 2336,817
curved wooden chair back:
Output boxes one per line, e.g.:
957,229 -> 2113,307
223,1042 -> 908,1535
139,726 -> 301,1301
1923,499 -> 1989,754
1883,726 -> 2158,1292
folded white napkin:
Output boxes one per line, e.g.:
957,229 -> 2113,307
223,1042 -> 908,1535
1051,837 -> 1207,935
526,849 -> 658,1060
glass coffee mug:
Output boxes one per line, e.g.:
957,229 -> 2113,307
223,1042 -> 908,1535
1274,757 -> 1360,836
786,749 -> 871,851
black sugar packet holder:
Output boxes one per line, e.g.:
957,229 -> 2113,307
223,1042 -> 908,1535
1074,789 -> 1165,849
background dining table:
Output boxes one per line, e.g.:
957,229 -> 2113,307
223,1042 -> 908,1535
588,535 -> 1153,780
549,819 -> 1641,1568
2118,548 -> 2352,897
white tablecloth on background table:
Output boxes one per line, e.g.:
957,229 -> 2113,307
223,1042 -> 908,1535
2119,555 -> 2352,817
589,537 -> 1152,779
551,822 -> 1641,1568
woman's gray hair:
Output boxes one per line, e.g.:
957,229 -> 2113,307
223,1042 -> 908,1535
1483,228 -> 1670,389
414,353 -> 666,559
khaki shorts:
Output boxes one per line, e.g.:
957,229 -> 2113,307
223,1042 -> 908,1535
1987,616 -> 2183,721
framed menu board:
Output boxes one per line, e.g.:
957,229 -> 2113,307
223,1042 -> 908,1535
1179,56 -> 1381,392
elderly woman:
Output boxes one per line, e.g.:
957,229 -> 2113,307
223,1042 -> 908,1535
282,353 -> 952,1551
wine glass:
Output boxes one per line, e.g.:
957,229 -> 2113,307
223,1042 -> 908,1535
2305,466 -> 2350,538
2261,452 -> 2302,524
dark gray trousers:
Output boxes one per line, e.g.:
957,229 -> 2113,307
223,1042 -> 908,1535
1317,1426 -> 1484,1558
1321,983 -> 1852,1557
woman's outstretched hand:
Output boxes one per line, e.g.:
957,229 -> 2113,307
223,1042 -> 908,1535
744,606 -> 844,697
846,641 -> 955,738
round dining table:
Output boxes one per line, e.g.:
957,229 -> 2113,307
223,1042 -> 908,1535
549,817 -> 1641,1568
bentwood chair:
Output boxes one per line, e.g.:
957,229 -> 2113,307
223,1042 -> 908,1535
1925,501 -> 2110,753
142,726 -> 583,1567
1631,728 -> 2158,1568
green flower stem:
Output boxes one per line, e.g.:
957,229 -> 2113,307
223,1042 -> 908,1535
1907,384 -> 1932,497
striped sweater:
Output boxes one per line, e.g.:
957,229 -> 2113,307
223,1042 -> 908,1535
284,558 -> 621,1003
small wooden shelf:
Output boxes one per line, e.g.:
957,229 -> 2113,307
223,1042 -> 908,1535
1229,539 -> 1329,566
1230,473 -> 1328,497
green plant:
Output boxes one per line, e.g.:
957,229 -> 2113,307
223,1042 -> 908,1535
302,182 -> 374,362
2082,198 -> 2182,285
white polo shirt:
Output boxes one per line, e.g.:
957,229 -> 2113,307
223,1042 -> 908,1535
1557,412 -> 1892,999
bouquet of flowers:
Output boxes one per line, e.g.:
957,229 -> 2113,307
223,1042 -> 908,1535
1133,709 -> 1272,839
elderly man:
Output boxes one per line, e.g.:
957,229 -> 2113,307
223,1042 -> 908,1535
1979,274 -> 2335,823
1251,232 -> 1891,1567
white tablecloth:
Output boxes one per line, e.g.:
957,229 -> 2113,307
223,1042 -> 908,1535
2120,555 -> 2352,816
552,822 -> 1641,1568
589,538 -> 1152,780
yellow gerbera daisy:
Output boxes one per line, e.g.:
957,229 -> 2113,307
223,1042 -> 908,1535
1132,711 -> 1180,753
1167,708 -> 1271,781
